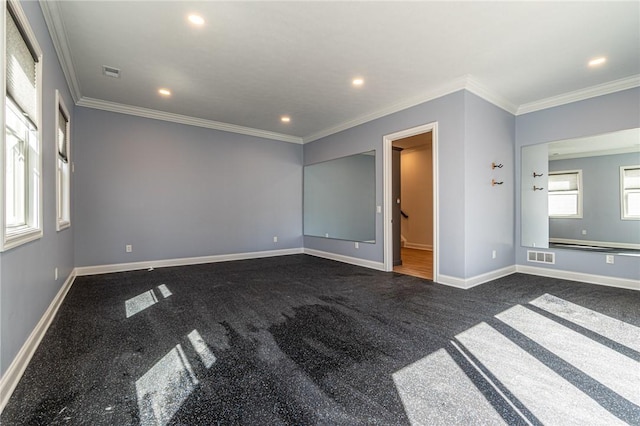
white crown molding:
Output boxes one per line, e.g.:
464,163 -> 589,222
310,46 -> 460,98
39,0 -> 82,102
35,0 -> 639,144
302,76 -> 469,143
516,75 -> 640,116
303,75 -> 517,144
465,76 -> 519,114
76,97 -> 304,144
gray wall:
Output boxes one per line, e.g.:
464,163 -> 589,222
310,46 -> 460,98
516,87 -> 640,279
303,90 -> 516,280
549,152 -> 640,245
464,92 -> 516,277
73,108 -> 303,267
303,91 -> 467,276
1,1 -> 75,376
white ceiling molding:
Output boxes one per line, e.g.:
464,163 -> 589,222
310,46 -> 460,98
517,75 -> 640,116
303,76 -> 470,143
464,76 -> 519,115
302,75 -> 516,143
38,0 -> 639,145
39,0 -> 82,102
76,97 -> 304,144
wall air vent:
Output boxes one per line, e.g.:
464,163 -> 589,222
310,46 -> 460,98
102,65 -> 121,78
527,250 -> 555,264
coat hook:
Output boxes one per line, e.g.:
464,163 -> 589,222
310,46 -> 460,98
491,179 -> 504,186
492,162 -> 504,169
533,172 -> 543,177
533,185 -> 544,191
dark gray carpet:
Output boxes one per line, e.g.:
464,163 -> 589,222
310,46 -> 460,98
2,254 -> 639,425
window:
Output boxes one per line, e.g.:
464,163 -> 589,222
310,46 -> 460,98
548,170 -> 582,218
56,91 -> 71,230
2,1 -> 43,250
621,166 -> 640,220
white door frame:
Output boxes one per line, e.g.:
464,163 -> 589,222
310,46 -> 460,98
383,122 -> 439,281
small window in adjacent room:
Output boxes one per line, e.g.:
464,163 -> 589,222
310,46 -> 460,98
2,1 -> 43,251
56,90 -> 71,230
621,166 -> 640,220
548,170 -> 582,218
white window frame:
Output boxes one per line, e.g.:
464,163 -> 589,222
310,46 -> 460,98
55,90 -> 71,231
548,170 -> 583,219
620,165 -> 640,220
2,0 -> 43,251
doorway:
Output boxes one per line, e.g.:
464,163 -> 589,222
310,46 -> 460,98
383,123 -> 438,281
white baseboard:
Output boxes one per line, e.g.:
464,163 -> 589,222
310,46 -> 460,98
303,248 -> 386,271
516,264 -> 640,291
75,248 -> 304,276
0,270 -> 77,413
437,265 -> 517,290
403,242 -> 433,251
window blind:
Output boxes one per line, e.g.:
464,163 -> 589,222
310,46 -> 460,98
623,167 -> 640,190
6,8 -> 38,123
548,172 -> 578,192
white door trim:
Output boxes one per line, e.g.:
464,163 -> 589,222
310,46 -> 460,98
383,122 -> 439,281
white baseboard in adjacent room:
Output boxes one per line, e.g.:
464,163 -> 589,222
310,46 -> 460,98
0,270 -> 77,413
74,248 -> 304,276
516,265 -> 640,291
403,242 -> 433,251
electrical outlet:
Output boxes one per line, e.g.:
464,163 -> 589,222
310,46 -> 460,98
355,242 -> 359,249
582,229 -> 587,235
126,244 -> 132,253
606,255 -> 614,264
54,267 -> 58,280
273,236 -> 278,243
492,250 -> 497,259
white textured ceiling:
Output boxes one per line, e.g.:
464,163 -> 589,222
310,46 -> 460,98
41,1 -> 640,143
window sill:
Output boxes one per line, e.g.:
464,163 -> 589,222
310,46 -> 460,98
56,221 -> 71,232
2,227 -> 43,252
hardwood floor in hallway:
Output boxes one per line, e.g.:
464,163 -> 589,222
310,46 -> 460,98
393,247 -> 433,280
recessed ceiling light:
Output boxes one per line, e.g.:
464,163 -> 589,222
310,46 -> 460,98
588,57 -> 606,67
188,14 -> 205,26
158,88 -> 171,96
281,116 -> 291,123
352,78 -> 364,86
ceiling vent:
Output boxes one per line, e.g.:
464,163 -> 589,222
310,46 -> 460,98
102,65 -> 121,78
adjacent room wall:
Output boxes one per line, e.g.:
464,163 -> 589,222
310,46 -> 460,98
400,144 -> 433,249
516,87 -> 640,280
0,1 -> 75,376
73,108 -> 303,267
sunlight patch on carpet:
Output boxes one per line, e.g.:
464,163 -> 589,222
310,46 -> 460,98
392,348 -> 506,425
187,329 -> 216,369
455,322 -> 625,425
125,290 -> 158,318
529,293 -> 640,352
496,304 -> 640,405
136,344 -> 198,426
